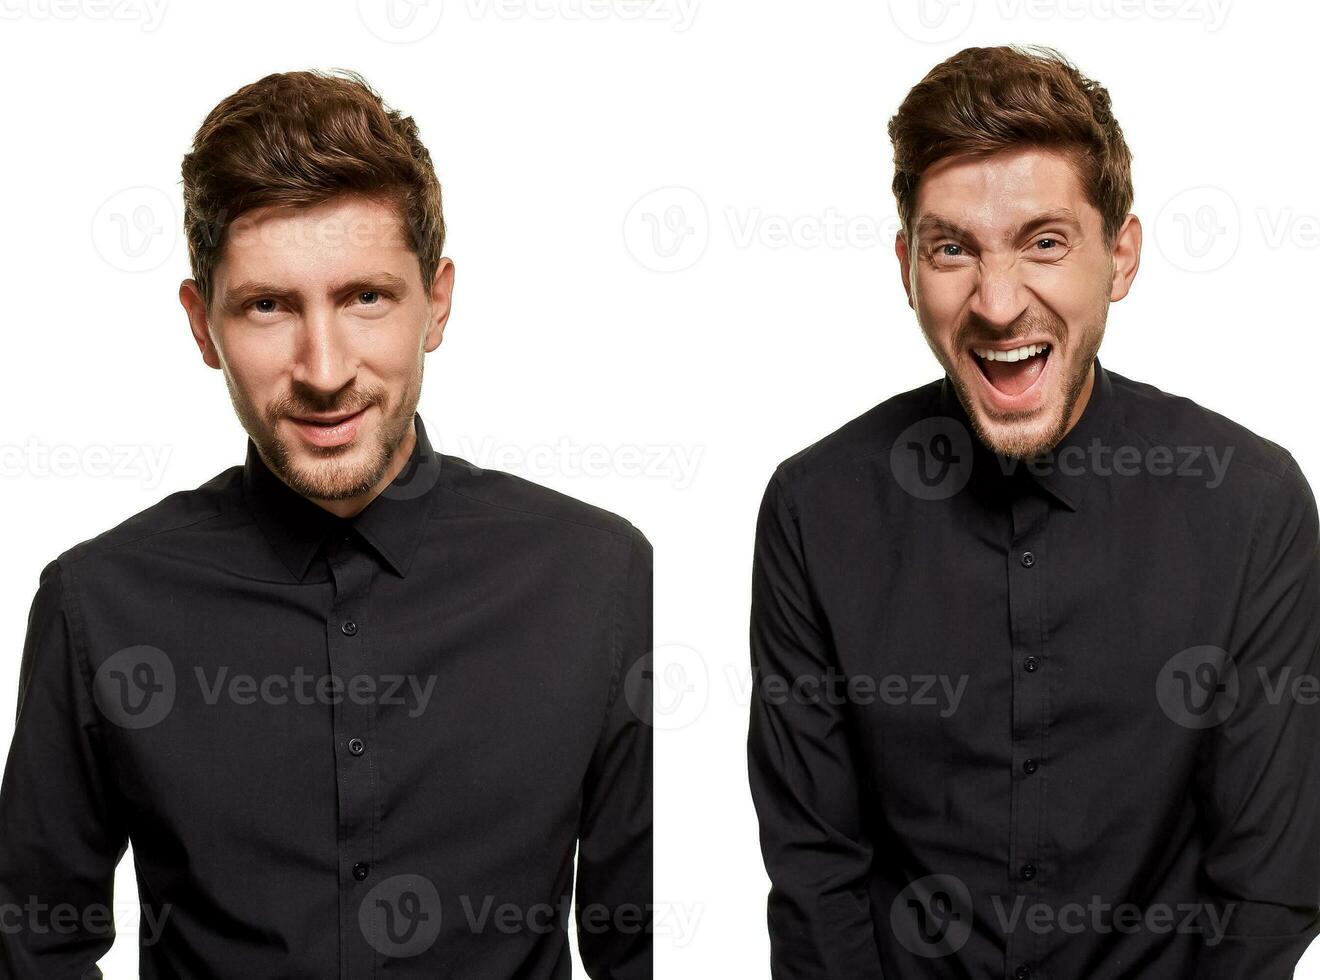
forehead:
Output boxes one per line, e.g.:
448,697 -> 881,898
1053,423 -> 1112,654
214,193 -> 414,288
913,147 -> 1095,234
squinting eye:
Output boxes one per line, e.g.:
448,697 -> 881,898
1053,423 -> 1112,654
939,244 -> 963,257
1035,239 -> 1058,250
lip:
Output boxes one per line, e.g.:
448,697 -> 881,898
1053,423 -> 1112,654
967,343 -> 1054,413
969,338 -> 1055,353
288,406 -> 369,448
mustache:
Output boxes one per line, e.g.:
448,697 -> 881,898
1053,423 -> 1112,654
954,311 -> 1065,350
270,391 -> 382,421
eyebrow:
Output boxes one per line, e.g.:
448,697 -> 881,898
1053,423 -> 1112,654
913,208 -> 1082,246
221,272 -> 411,315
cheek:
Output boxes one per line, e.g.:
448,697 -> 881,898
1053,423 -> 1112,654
912,268 -> 969,334
216,330 -> 279,386
1027,252 -> 1110,310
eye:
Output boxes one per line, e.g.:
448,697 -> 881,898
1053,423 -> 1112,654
357,290 -> 380,305
939,243 -> 964,257
250,298 -> 280,315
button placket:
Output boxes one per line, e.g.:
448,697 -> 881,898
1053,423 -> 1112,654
1005,490 -> 1051,975
324,540 -> 381,978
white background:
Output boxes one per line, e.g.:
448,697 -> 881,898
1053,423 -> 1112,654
2,0 -> 1318,977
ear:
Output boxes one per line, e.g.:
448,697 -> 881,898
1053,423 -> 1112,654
1109,213 -> 1141,302
895,230 -> 915,309
179,279 -> 222,369
425,258 -> 455,352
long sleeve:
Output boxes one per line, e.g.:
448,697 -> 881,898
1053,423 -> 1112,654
0,559 -> 128,978
1192,452 -> 1320,978
747,471 -> 883,979
576,526 -> 653,979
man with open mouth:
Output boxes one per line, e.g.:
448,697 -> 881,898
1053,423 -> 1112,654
747,45 -> 1319,979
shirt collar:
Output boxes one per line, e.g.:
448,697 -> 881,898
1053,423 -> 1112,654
939,355 -> 1116,512
242,412 -> 441,580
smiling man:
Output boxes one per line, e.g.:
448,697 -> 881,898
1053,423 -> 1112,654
747,46 -> 1319,978
0,70 -> 651,978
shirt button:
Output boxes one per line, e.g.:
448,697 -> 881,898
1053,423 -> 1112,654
1015,967 -> 1031,980
341,620 -> 358,636
1023,656 -> 1040,673
348,737 -> 365,756
352,862 -> 370,881
1021,551 -> 1036,567
1023,758 -> 1038,774
1020,863 -> 1037,880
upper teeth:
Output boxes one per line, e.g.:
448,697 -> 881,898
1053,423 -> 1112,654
974,343 -> 1050,362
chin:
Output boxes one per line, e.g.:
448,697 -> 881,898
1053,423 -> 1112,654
969,408 -> 1068,460
951,355 -> 1073,461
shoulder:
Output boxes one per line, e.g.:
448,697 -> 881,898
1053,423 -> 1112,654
768,378 -> 943,507
50,466 -> 239,573
433,454 -> 649,557
1105,367 -> 1308,498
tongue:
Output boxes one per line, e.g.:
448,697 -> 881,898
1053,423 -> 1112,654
982,353 -> 1046,396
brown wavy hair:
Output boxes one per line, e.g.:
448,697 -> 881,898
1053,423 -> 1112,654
888,45 -> 1133,248
181,68 -> 445,312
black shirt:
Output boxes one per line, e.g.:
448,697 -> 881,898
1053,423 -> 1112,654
0,412 -> 652,979
747,358 -> 1320,979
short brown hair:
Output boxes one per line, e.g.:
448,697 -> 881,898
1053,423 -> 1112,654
181,68 -> 445,312
888,45 -> 1133,248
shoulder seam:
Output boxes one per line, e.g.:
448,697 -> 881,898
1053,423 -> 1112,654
434,479 -> 639,543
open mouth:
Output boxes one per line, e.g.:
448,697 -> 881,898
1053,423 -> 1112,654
971,342 -> 1052,400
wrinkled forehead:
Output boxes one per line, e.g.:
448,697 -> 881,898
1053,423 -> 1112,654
912,147 -> 1096,240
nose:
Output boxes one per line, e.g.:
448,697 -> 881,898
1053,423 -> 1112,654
967,256 -> 1030,334
290,310 -> 357,401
